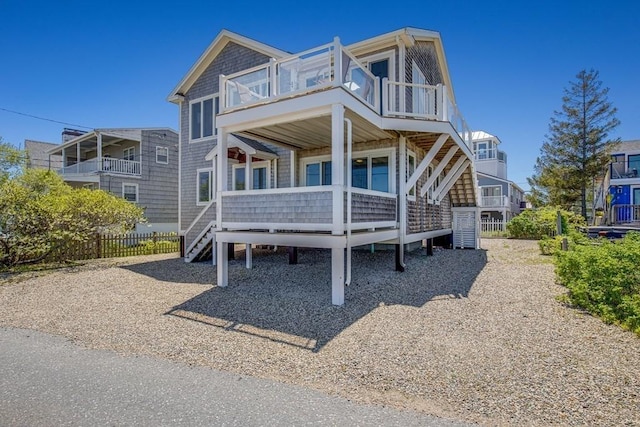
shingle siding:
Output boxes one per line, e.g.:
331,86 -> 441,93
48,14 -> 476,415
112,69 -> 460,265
180,42 -> 271,232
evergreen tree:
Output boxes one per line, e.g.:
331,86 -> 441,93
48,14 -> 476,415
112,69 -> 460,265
528,69 -> 620,219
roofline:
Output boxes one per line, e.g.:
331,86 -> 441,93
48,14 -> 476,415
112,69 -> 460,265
477,171 -> 523,191
346,27 -> 455,104
46,127 -> 178,155
167,29 -> 289,103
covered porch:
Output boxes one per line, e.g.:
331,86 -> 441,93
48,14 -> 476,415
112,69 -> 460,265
47,129 -> 142,178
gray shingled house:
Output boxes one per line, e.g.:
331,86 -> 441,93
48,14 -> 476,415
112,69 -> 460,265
168,28 -> 479,305
46,128 -> 179,232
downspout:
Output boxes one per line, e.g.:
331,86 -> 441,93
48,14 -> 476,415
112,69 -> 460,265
345,118 -> 353,286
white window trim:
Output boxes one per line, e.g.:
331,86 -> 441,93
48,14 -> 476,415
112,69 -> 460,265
407,150 -> 417,202
300,148 -> 396,193
122,183 -> 139,203
359,50 -> 396,83
301,155 -> 333,186
156,146 -> 169,164
123,146 -> 135,161
482,185 -> 503,197
189,94 -> 219,144
196,167 -> 215,206
232,160 -> 271,190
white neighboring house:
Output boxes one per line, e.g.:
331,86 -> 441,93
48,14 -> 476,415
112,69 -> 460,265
43,128 -> 179,233
472,130 -> 524,221
169,28 -> 480,305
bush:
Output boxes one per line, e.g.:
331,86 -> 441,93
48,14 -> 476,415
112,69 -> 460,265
539,229 -> 590,255
555,232 -> 640,335
507,206 -> 585,239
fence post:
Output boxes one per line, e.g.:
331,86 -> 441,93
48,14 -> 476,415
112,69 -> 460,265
152,232 -> 158,254
179,235 -> 185,258
96,233 -> 102,259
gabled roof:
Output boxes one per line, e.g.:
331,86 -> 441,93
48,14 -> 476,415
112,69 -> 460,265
347,27 -> 455,103
204,134 -> 278,161
167,30 -> 289,104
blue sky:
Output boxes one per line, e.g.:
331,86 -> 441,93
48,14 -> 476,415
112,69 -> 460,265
2,0 -> 639,191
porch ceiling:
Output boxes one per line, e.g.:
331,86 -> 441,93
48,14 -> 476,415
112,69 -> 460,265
236,110 -> 394,150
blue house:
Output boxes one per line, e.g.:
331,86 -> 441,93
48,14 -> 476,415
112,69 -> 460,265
607,140 -> 640,224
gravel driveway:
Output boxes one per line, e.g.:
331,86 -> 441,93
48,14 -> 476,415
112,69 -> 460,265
1,239 -> 639,426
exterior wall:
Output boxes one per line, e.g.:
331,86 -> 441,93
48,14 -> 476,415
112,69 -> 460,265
180,42 -> 271,231
475,159 -> 507,179
99,129 -> 178,226
406,41 -> 444,86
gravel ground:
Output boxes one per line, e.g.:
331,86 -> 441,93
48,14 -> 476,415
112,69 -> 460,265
1,239 -> 639,426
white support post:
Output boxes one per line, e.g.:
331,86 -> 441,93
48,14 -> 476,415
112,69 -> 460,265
211,239 -> 217,266
62,147 -> 66,167
421,145 -> 459,198
333,37 -> 342,88
398,135 -> 407,268
407,133 -> 448,195
331,104 -> 345,235
331,247 -> 345,306
441,85 -> 449,122
381,77 -> 388,116
96,132 -> 103,171
216,239 -> 228,287
269,58 -> 278,96
245,243 -> 252,269
76,142 -> 81,170
290,150 -> 296,188
216,130 -> 228,230
245,154 -> 252,190
273,158 -> 278,188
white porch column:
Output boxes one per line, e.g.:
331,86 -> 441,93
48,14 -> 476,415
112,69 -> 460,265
216,239 -> 228,287
245,244 -> 252,269
76,142 -> 81,169
331,247 -> 345,305
331,104 -> 345,235
96,131 -> 103,171
245,154 -> 252,190
398,135 -> 407,268
216,130 -> 228,230
290,150 -> 296,188
62,147 -> 66,167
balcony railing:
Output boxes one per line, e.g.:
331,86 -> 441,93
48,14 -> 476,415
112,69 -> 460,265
221,39 -> 379,114
610,163 -> 639,179
480,195 -> 508,208
381,79 -> 472,148
611,204 -> 640,224
475,148 -> 507,162
59,157 -> 141,176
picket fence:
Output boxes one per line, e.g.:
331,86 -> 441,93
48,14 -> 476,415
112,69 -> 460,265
46,232 -> 181,262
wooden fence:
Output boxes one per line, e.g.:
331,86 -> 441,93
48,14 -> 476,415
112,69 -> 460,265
480,218 -> 507,237
47,232 -> 181,262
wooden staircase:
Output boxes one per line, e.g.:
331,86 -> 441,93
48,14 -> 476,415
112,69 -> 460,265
184,222 -> 215,263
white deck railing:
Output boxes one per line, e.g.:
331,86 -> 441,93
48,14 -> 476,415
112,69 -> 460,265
480,195 -> 509,208
611,204 -> 640,224
59,157 -> 141,176
221,38 -> 379,114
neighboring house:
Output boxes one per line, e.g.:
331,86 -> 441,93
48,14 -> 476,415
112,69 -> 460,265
25,139 -> 63,170
46,128 -> 179,232
168,28 -> 479,305
605,140 -> 640,225
472,130 -> 524,221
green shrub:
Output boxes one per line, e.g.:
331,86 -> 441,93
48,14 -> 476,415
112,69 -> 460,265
507,206 -> 585,240
555,232 -> 640,335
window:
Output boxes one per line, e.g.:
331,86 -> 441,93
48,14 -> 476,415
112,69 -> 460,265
190,95 -> 219,141
197,168 -> 214,205
305,161 -> 332,186
476,142 -> 488,160
407,151 -> 416,200
412,61 -> 428,115
156,146 -> 168,164
232,162 -> 270,190
122,183 -> 138,203
629,154 -> 640,177
123,147 -> 135,161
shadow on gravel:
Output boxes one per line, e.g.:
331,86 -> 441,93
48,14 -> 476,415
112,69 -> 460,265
162,247 -> 487,352
121,258 -> 214,285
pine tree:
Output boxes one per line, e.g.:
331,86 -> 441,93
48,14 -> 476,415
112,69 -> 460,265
528,69 -> 620,219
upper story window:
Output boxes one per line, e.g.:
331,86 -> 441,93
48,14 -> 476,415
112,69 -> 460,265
190,95 -> 219,142
123,147 -> 135,161
156,146 -> 168,164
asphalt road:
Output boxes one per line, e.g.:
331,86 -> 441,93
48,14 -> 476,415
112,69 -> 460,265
0,328 -> 470,426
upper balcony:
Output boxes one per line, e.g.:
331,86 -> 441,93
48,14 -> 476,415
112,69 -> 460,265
219,38 -> 472,149
610,154 -> 640,181
59,156 -> 141,177
480,195 -> 509,209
